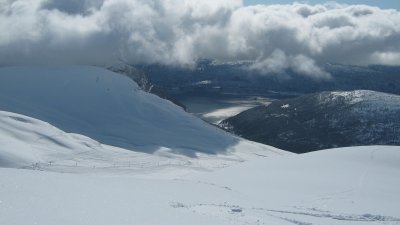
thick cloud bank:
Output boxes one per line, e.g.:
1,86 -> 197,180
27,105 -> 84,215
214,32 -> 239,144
1,0 -> 400,77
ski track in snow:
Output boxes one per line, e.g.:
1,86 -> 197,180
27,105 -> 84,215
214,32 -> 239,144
170,202 -> 400,225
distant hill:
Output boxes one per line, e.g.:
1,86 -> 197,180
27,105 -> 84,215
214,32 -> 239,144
220,90 -> 400,153
136,62 -> 400,97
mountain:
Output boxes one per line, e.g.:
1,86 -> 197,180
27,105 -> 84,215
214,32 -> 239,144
220,90 -> 400,153
0,66 -> 277,156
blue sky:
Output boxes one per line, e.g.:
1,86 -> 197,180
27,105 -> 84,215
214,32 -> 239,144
243,0 -> 400,10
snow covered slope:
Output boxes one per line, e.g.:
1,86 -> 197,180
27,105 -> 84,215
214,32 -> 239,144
200,146 -> 400,221
0,146 -> 399,225
0,109 -> 285,174
0,66 -> 279,156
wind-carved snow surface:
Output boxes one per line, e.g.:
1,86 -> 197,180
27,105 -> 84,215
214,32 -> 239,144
0,67 -> 399,225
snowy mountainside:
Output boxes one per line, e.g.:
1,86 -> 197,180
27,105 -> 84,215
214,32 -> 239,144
0,66 -> 280,155
221,90 -> 400,153
0,146 -> 399,225
0,110 -> 282,174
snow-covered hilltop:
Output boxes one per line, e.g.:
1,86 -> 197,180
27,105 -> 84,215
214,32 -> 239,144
0,66 -> 277,156
221,90 -> 400,153
0,109 -> 285,174
0,66 -> 284,172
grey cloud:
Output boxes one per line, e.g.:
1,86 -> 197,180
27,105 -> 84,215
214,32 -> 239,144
0,0 -> 399,78
40,0 -> 103,15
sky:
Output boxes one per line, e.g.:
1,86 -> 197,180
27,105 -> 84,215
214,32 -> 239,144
1,0 -> 400,79
244,0 -> 400,10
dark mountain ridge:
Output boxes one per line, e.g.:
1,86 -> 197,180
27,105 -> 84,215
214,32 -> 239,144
138,62 -> 400,97
220,90 -> 400,153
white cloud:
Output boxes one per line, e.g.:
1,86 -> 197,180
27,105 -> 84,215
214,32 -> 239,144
291,55 -> 331,79
0,0 -> 399,78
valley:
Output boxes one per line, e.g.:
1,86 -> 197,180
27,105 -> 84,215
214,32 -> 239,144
174,94 -> 272,124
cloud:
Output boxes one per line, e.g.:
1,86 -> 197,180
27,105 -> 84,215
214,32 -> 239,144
0,0 -> 400,78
